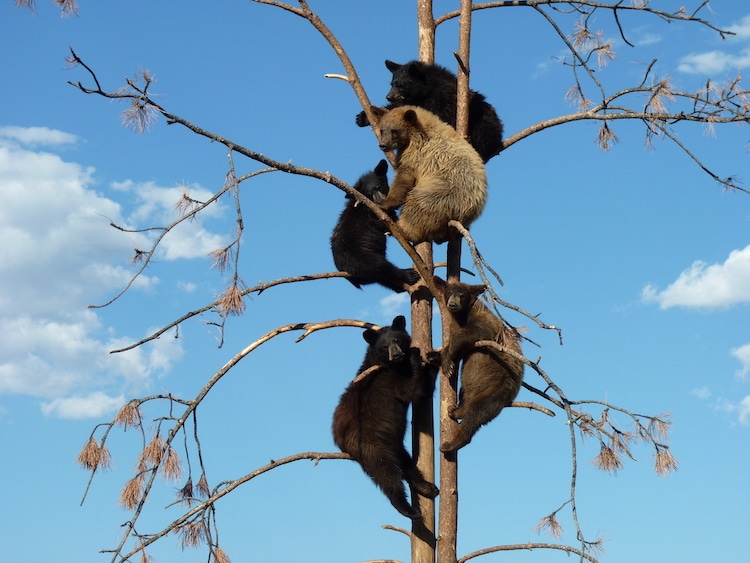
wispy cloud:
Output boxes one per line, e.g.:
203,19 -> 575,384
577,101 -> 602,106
0,125 -> 80,147
727,14 -> 750,40
677,47 -> 750,74
641,245 -> 750,309
691,386 -> 712,400
713,395 -> 750,426
379,293 -> 410,320
731,343 -> 750,379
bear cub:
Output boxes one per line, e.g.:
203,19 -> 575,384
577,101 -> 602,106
433,277 -> 524,453
356,59 -> 504,163
372,105 -> 487,244
330,160 -> 420,293
332,315 -> 439,519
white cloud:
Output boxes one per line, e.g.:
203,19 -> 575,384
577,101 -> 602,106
738,396 -> 750,425
730,343 -> 750,379
0,125 -> 80,147
0,128 -> 199,418
641,245 -> 750,309
379,292 -> 410,319
41,392 -> 126,420
712,396 -> 750,426
691,386 -> 712,400
677,48 -> 750,75
112,179 -> 228,260
727,15 -> 750,41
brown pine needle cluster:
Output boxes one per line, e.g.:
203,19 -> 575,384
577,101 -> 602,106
597,123 -> 620,151
593,443 -> 624,474
119,474 -> 145,510
76,436 -> 112,471
645,78 -> 676,114
159,444 -> 183,482
174,189 -> 205,218
139,433 -> 166,469
196,473 -> 210,498
654,445 -> 679,476
213,546 -> 232,563
114,400 -> 143,429
122,98 -> 158,134
565,85 -> 591,112
17,0 -> 79,16
177,477 -> 194,506
571,19 -> 596,51
534,513 -> 563,539
175,520 -> 207,549
217,282 -> 246,317
647,414 -> 672,443
596,40 -> 616,69
209,247 -> 234,273
129,248 -> 149,265
138,547 -> 153,563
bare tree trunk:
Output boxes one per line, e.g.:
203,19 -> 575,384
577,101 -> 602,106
412,5 -> 437,563
438,2 -> 473,563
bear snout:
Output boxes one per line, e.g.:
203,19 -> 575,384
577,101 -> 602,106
388,344 -> 405,363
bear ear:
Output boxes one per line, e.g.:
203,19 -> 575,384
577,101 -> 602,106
403,109 -> 420,127
432,275 -> 446,290
374,159 -> 389,176
363,327 -> 380,345
370,106 -> 387,120
385,59 -> 402,72
391,315 -> 407,331
468,284 -> 487,298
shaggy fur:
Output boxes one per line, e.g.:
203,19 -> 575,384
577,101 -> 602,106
332,315 -> 438,519
434,278 -> 524,453
371,105 -> 487,244
330,160 -> 419,293
356,59 -> 504,162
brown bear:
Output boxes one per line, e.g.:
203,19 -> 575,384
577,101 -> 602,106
433,277 -> 524,453
332,315 -> 438,519
370,105 -> 487,244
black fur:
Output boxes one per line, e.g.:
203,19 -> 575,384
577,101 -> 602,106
332,315 -> 438,519
330,160 -> 420,293
356,59 -> 504,163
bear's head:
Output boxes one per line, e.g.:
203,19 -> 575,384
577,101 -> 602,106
433,277 -> 485,317
384,60 -> 430,105
370,106 -> 425,153
349,159 -> 389,204
363,315 -> 411,365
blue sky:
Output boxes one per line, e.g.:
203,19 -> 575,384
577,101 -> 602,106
1,1 -> 749,562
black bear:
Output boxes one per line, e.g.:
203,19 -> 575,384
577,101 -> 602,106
332,315 -> 439,519
330,160 -> 420,292
371,105 -> 487,244
356,59 -> 504,163
433,277 -> 524,453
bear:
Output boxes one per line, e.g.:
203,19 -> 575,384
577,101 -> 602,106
332,315 -> 439,519
330,159 -> 420,293
356,59 -> 504,163
371,105 -> 487,244
433,277 -> 524,453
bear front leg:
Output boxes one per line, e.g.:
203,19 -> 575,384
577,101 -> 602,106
380,169 -> 416,212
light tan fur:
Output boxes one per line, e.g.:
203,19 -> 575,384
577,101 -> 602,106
371,105 -> 487,244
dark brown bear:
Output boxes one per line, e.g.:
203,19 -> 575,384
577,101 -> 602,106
356,59 -> 504,163
371,105 -> 487,244
330,159 -> 419,293
332,315 -> 438,519
433,277 -> 524,453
